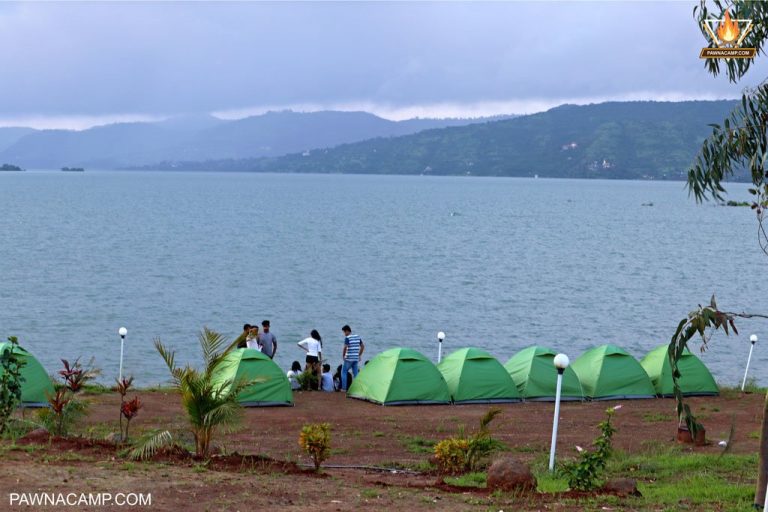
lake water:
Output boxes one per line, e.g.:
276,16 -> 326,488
0,171 -> 765,387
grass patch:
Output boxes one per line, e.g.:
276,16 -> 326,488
136,384 -> 176,393
609,448 -> 756,510
360,488 -> 380,499
9,443 -> 45,454
509,443 -> 545,454
372,431 -> 385,438
720,379 -> 767,397
527,445 -> 757,511
642,411 -> 674,423
536,471 -> 569,493
399,435 -> 435,454
444,471 -> 486,488
85,423 -> 115,440
380,459 -> 436,472
81,383 -> 112,395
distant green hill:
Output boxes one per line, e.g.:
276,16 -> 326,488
243,100 -> 739,180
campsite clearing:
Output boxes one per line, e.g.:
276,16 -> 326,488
0,388 -> 764,510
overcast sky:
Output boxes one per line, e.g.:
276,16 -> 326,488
1,1 -> 766,129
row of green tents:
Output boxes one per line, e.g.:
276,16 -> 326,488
0,343 -> 295,408
347,344 -> 719,405
1,342 -> 718,408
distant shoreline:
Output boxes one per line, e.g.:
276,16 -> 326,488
2,167 -> 755,184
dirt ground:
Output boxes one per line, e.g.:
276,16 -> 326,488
0,390 -> 763,511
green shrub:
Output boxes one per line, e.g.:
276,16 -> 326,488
296,369 -> 318,391
299,423 -> 331,471
434,408 -> 503,474
37,391 -> 88,437
562,406 -> 618,491
434,437 -> 470,473
154,328 -> 263,458
0,336 -> 26,435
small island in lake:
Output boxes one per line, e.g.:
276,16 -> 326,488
61,167 -> 85,172
0,163 -> 24,171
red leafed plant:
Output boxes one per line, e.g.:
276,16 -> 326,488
59,357 -> 99,393
120,396 -> 142,442
47,388 -> 72,436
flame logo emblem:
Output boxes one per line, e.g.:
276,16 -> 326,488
716,11 -> 740,44
700,10 -> 755,59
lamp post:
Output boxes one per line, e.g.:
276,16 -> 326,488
549,353 -> 569,472
118,327 -> 127,382
437,331 -> 445,363
742,334 -> 758,391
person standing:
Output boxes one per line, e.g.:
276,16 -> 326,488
341,325 -> 364,392
245,325 -> 261,351
236,324 -> 251,349
297,330 -> 323,391
258,320 -> 278,359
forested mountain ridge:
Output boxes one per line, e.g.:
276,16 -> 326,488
240,100 -> 739,180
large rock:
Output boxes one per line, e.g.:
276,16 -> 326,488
603,478 -> 641,497
486,457 -> 537,493
18,428 -> 50,444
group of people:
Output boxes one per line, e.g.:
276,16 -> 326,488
236,320 -> 365,392
237,320 -> 278,358
288,324 -> 365,392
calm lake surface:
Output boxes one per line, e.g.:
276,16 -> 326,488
0,171 -> 765,386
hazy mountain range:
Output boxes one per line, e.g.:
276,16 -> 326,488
0,111 -> 512,169
205,100 -> 736,180
1,101 -> 740,181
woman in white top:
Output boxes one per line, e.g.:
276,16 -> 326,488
297,330 -> 323,391
245,325 -> 262,351
286,361 -> 302,391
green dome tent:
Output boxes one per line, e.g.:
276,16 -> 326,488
0,341 -> 54,407
348,348 -> 451,405
504,346 -> 584,401
571,344 -> 656,400
210,348 -> 292,407
438,348 -> 521,404
640,344 -> 719,397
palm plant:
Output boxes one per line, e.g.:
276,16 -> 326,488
154,327 -> 258,459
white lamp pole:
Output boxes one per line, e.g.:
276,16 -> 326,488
549,353 -> 570,472
118,327 -> 127,382
742,334 -> 758,391
437,331 -> 445,363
